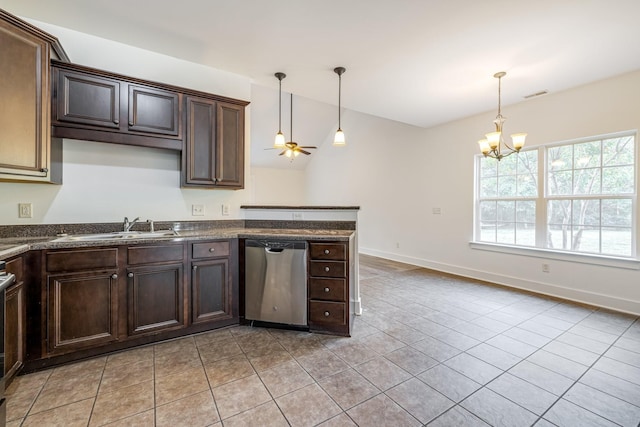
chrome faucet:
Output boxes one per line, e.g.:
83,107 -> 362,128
123,216 -> 140,232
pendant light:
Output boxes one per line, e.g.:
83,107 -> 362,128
333,67 -> 346,146
274,72 -> 286,148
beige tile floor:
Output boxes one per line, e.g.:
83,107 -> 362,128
5,254 -> 640,426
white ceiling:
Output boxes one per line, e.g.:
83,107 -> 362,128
4,0 -> 640,127
4,0 -> 640,169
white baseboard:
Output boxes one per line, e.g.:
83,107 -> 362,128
360,247 -> 640,316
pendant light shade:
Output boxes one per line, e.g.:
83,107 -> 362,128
274,72 -> 286,148
333,67 -> 346,146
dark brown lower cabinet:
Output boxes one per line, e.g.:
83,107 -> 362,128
127,264 -> 184,336
5,281 -> 25,381
5,255 -> 25,383
46,270 -> 118,354
192,258 -> 230,324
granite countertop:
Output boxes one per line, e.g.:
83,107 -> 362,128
0,228 -> 354,260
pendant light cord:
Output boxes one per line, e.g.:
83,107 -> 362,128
338,72 -> 342,129
290,93 -> 293,140
278,78 -> 282,133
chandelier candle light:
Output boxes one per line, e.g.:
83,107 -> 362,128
333,66 -> 346,146
477,71 -> 527,160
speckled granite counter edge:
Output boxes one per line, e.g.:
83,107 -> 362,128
0,227 -> 355,260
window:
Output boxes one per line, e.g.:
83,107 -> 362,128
475,132 -> 636,258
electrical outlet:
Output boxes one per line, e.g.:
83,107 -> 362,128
18,203 -> 33,218
221,204 -> 230,216
192,204 -> 205,216
396,242 -> 400,249
292,212 -> 304,220
542,263 -> 550,273
432,207 -> 442,215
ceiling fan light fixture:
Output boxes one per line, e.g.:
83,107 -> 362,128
477,71 -> 526,161
274,72 -> 286,148
333,66 -> 346,146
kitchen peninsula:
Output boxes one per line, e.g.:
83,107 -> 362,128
0,211 -> 359,378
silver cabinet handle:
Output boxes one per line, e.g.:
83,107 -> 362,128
193,265 -> 198,271
324,249 -> 330,254
324,287 -> 330,293
324,267 -> 330,272
324,311 -> 330,317
128,272 -> 134,278
111,274 -> 118,279
209,248 -> 215,253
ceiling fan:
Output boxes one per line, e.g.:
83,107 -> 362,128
279,93 -> 317,158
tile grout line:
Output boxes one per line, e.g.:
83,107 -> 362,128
533,317 -> 640,426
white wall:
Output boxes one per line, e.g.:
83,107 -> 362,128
304,71 -> 640,315
249,167 -> 306,206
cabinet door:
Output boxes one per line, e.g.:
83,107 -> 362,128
215,102 -> 245,188
184,96 -> 217,186
191,259 -> 232,324
47,271 -> 119,354
4,281 -> 24,380
54,69 -> 120,129
127,264 -> 184,335
128,85 -> 181,137
0,14 -> 51,181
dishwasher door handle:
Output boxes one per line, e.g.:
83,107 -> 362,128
265,248 -> 285,254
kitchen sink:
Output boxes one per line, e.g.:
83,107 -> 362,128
54,230 -> 179,242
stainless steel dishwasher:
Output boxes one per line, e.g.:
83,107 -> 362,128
245,240 -> 307,326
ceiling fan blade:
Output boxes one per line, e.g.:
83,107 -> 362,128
299,146 -> 317,149
298,149 -> 312,155
278,150 -> 286,156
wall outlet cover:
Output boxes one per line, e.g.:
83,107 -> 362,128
222,204 -> 230,216
192,204 -> 205,216
19,203 -> 33,218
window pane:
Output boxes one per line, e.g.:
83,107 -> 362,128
516,201 -> 535,223
547,224 -> 570,250
574,140 -> 601,169
481,157 -> 498,177
572,199 -> 600,226
498,175 -> 516,197
574,168 -> 601,194
515,223 -> 535,246
480,176 -> 497,197
602,199 -> 632,227
548,199 -> 571,225
498,154 -> 517,176
548,145 -> 573,171
497,201 -> 515,222
496,222 -> 515,244
480,201 -> 497,221
601,227 -> 632,256
602,165 -> 634,194
573,225 -> 599,253
548,171 -> 573,195
480,225 -> 496,242
603,136 -> 634,166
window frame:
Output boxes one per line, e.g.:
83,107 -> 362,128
472,130 -> 638,265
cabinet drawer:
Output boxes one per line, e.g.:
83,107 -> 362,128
127,244 -> 184,265
46,248 -> 118,272
192,241 -> 230,259
309,278 -> 347,301
309,261 -> 346,278
309,243 -> 346,260
309,301 -> 347,325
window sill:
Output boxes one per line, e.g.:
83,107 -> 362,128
469,241 -> 640,270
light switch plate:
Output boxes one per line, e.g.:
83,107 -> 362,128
192,204 -> 205,216
222,204 -> 230,216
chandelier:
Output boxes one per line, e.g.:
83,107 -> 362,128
477,71 -> 526,160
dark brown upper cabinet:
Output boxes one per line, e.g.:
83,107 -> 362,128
183,96 -> 245,189
0,8 -> 68,184
52,61 -> 183,151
